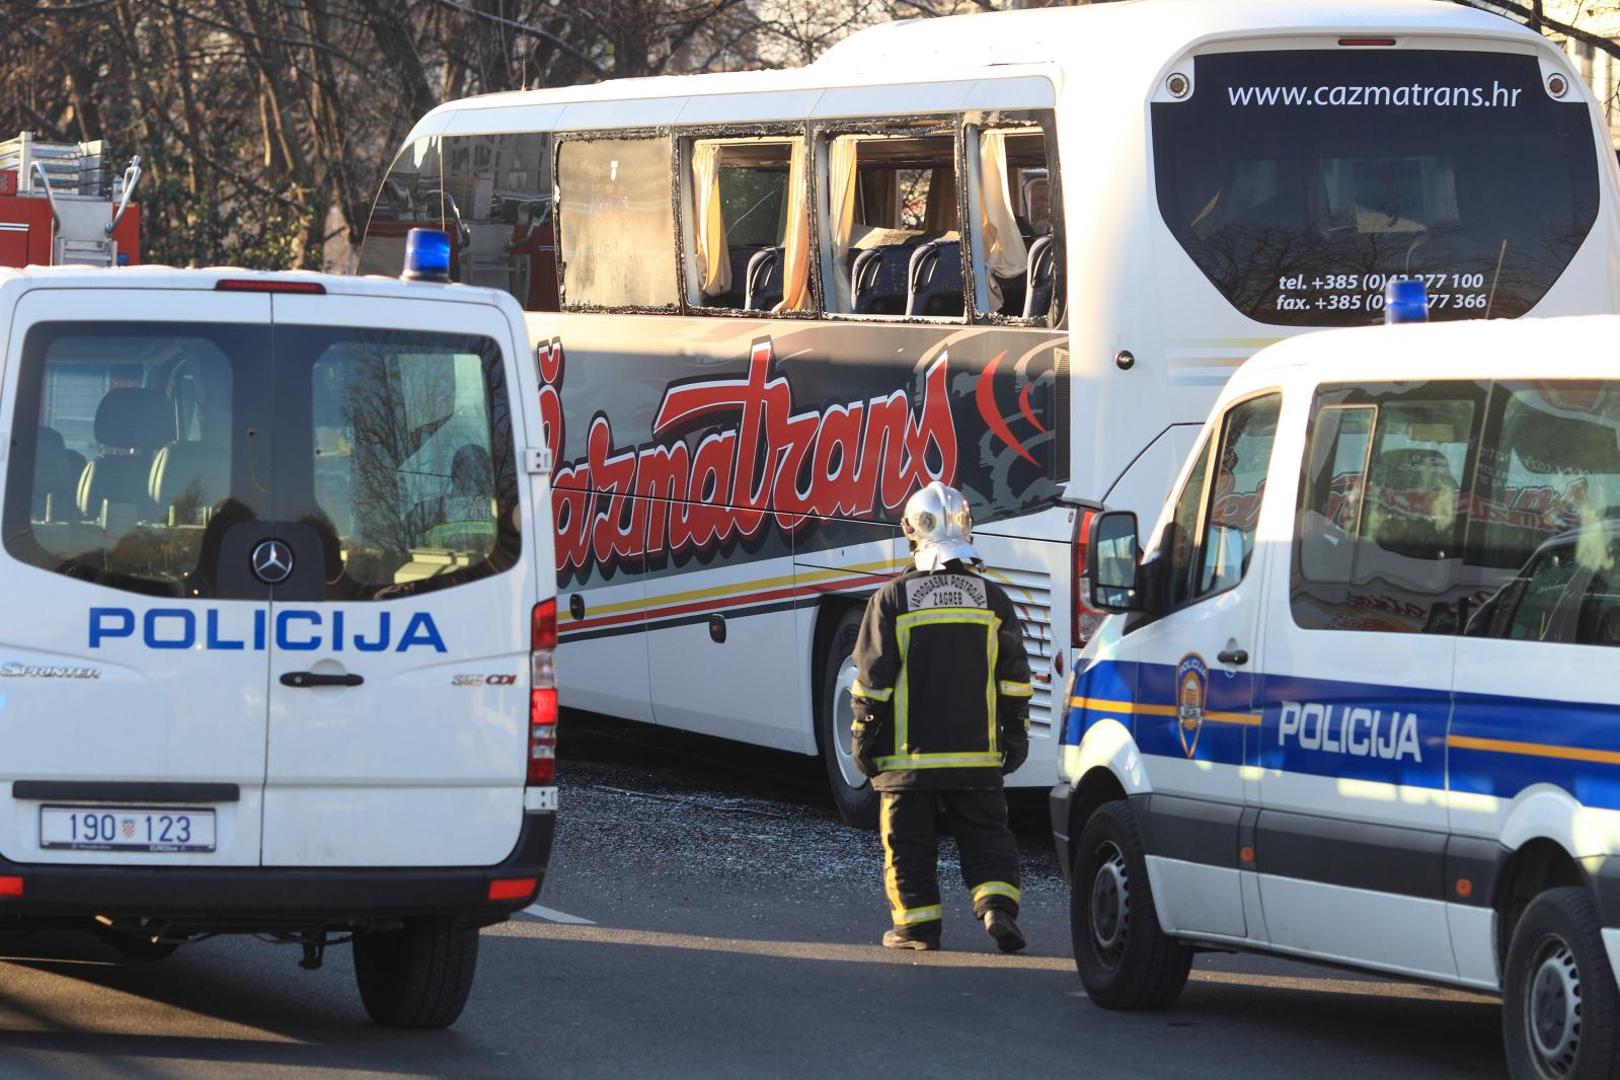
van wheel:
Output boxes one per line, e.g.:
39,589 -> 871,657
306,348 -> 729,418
817,607 -> 879,829
353,917 -> 479,1029
1503,887 -> 1620,1079
1071,800 -> 1191,1009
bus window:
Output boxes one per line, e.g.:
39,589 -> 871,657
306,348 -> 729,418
358,137 -> 444,277
685,137 -> 808,314
820,131 -> 965,319
1153,49 -> 1599,325
440,133 -> 557,312
556,136 -> 677,310
969,120 -> 1062,323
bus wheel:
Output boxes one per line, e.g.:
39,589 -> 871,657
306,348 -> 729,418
818,607 -> 879,829
354,917 -> 478,1029
1071,800 -> 1191,1010
1503,887 -> 1620,1079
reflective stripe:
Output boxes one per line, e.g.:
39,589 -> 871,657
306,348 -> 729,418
894,607 -> 1001,760
971,880 -> 1022,905
999,680 -> 1033,698
880,796 -> 904,918
852,680 -> 893,702
893,904 -> 943,926
876,752 -> 1002,770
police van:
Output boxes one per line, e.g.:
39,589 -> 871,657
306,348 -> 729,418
0,239 -> 557,1028
1055,314 -> 1620,1076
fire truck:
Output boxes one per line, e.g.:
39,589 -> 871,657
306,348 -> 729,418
0,132 -> 141,269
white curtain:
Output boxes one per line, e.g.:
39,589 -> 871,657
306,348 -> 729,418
978,130 -> 1029,313
692,142 -> 731,298
774,141 -> 812,313
827,136 -> 861,312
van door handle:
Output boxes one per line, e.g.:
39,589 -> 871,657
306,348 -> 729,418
1217,648 -> 1249,666
280,672 -> 363,688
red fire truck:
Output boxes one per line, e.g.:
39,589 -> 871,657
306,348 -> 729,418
0,132 -> 141,268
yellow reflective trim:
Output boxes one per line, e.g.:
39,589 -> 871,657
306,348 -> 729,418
1067,696 -> 1259,727
893,904 -> 943,926
999,680 -> 1033,698
894,607 -> 1000,760
876,752 -> 1002,770
852,681 -> 892,702
880,797 -> 903,917
971,881 -> 1022,905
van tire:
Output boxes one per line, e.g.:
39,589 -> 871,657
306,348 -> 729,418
1503,886 -> 1620,1080
817,607 -> 879,829
354,917 -> 479,1029
1071,799 -> 1191,1010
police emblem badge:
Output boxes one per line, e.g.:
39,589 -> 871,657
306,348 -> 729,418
1175,653 -> 1209,758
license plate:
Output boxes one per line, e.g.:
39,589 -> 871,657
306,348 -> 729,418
40,805 -> 216,852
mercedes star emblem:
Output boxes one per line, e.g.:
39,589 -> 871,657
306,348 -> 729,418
251,539 -> 294,585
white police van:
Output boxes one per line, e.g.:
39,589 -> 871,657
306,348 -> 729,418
0,237 -> 558,1028
1055,314 -> 1620,1077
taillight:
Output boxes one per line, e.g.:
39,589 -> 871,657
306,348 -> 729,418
528,600 -> 558,786
1071,509 -> 1105,650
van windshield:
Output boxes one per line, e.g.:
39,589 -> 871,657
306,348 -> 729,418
2,321 -> 518,600
1153,49 -> 1600,326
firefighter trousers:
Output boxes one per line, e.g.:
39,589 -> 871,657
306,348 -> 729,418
878,788 -> 1021,937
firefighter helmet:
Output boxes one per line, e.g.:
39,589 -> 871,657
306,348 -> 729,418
902,481 -> 980,572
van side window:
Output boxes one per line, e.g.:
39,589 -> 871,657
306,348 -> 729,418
358,136 -> 443,277
1465,381 -> 1620,645
820,131 -> 965,318
1293,381 -> 1485,633
1161,394 -> 1280,609
684,137 -> 808,313
440,133 -> 558,311
556,136 -> 677,310
968,117 -> 1061,323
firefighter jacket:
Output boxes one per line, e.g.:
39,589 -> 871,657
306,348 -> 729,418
850,563 -> 1033,791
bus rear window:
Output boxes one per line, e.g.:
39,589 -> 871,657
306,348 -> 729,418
1153,50 -> 1600,326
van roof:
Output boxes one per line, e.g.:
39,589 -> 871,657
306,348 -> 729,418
0,264 -> 515,305
1226,314 -> 1620,394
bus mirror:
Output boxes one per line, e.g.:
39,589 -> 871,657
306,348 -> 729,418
1087,510 -> 1142,613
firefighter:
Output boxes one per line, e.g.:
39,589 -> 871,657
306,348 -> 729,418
850,480 -> 1032,952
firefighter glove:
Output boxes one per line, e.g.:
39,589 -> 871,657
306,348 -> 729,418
851,698 -> 891,779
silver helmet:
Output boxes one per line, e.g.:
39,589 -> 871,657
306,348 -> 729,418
902,481 -> 980,572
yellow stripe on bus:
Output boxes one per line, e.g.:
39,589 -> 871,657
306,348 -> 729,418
559,558 -> 895,623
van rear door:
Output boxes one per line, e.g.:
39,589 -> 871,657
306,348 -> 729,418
0,287 -> 275,866
259,293 -> 534,867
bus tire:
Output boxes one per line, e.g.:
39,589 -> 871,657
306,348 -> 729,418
1071,799 -> 1191,1010
1503,886 -> 1620,1080
817,607 -> 879,829
354,917 -> 479,1029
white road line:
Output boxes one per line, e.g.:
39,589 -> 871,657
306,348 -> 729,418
523,903 -> 595,925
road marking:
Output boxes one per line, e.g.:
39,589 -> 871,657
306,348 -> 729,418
522,904 -> 595,925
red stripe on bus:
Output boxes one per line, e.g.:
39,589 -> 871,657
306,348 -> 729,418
561,572 -> 892,636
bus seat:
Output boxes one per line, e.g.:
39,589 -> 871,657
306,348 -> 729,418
1023,235 -> 1055,320
851,245 -> 911,315
32,426 -> 86,522
906,240 -> 963,318
744,247 -> 784,311
149,441 -> 229,525
77,388 -> 172,527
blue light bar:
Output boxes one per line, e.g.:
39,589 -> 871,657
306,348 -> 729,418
402,228 -> 452,282
1384,279 -> 1428,324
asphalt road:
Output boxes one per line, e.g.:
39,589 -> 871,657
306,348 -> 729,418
0,713 -> 1505,1078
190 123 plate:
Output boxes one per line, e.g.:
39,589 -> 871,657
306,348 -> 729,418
40,805 -> 216,852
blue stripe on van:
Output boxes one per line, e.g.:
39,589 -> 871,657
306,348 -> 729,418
1066,658 -> 1620,810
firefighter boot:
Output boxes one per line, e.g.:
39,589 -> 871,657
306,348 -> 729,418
984,909 -> 1025,953
882,928 -> 940,951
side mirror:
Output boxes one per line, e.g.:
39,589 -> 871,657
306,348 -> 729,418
1087,510 -> 1142,613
